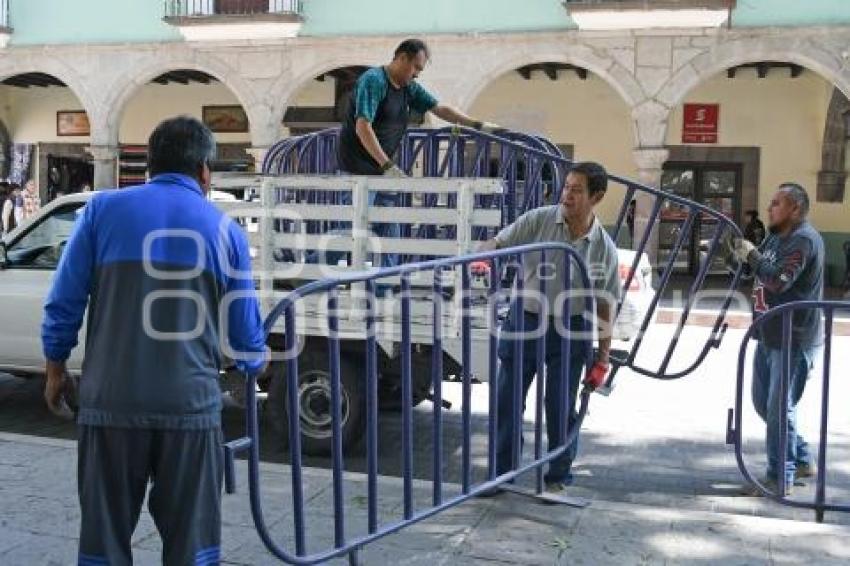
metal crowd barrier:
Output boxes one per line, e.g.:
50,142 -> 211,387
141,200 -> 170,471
223,243 -> 595,564
728,300 -> 850,522
262,126 -> 745,382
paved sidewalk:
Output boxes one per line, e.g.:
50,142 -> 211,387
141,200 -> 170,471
2,432 -> 849,565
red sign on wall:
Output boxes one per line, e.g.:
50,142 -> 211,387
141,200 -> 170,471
682,103 -> 719,143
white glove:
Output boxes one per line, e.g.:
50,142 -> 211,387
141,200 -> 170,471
383,164 -> 407,178
732,238 -> 757,263
477,121 -> 505,135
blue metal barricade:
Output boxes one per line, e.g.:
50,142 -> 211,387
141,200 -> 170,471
728,300 -> 850,522
224,243 -> 596,564
260,126 -> 745,382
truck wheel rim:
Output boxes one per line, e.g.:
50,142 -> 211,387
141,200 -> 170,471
298,369 -> 350,439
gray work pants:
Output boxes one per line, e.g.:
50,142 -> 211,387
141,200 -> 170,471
77,425 -> 224,566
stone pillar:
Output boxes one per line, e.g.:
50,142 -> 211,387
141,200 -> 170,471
632,147 -> 670,266
247,146 -> 270,173
88,145 -> 119,190
248,103 -> 281,173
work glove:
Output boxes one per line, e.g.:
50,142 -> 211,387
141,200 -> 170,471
583,361 -> 610,391
474,121 -> 508,135
469,259 -> 493,277
732,238 -> 757,264
382,163 -> 407,178
711,231 -> 736,268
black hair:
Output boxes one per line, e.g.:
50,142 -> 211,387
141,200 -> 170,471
569,161 -> 608,197
147,115 -> 217,181
777,182 -> 810,217
394,38 -> 430,60
745,209 -> 759,218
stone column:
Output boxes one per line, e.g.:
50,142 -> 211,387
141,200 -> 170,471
88,145 -> 119,190
247,146 -> 270,173
248,103 -> 281,173
631,147 -> 670,266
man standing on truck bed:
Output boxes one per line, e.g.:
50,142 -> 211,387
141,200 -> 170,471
338,38 -> 502,265
41,116 -> 268,565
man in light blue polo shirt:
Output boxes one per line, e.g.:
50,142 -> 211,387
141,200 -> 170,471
480,161 -> 621,493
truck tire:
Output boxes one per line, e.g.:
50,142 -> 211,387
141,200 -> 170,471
266,350 -> 365,457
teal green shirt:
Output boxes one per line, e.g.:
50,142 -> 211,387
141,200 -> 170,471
353,66 -> 438,123
339,66 -> 439,174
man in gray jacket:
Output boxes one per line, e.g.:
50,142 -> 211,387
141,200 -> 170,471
733,183 -> 824,496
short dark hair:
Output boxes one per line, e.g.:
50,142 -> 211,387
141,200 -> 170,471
569,161 -> 608,197
394,38 -> 430,60
778,182 -> 810,217
746,209 -> 759,218
147,115 -> 216,181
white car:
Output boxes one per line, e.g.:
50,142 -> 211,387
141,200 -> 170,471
614,248 -> 655,341
0,189 -> 239,376
0,193 -> 90,375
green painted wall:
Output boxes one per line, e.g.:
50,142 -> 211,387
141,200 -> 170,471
4,1 -> 850,46
300,0 -> 570,36
301,0 -> 850,36
7,0 -> 181,46
731,0 -> 850,27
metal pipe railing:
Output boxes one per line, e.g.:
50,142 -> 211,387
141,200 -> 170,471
729,300 -> 850,523
0,0 -> 9,29
164,0 -> 303,18
224,243 -> 595,564
261,126 -> 746,381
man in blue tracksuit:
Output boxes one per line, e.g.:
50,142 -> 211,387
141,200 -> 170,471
42,116 -> 267,565
732,183 -> 824,496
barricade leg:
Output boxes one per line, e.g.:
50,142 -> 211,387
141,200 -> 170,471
731,301 -> 850,521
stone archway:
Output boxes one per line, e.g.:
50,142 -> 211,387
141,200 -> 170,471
269,53 -> 386,143
454,45 -> 643,145
101,51 -> 263,147
459,48 -> 642,112
0,62 -> 98,193
0,57 -> 99,132
91,50 -> 265,187
647,35 -> 850,149
817,88 -> 850,203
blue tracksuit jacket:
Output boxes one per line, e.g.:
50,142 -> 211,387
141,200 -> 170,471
42,173 -> 266,429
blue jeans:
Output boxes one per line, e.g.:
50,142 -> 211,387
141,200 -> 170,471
367,191 -> 400,267
496,312 -> 587,485
752,342 -> 815,484
304,190 -> 400,268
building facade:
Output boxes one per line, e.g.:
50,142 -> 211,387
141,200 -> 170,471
1,0 -> 849,282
